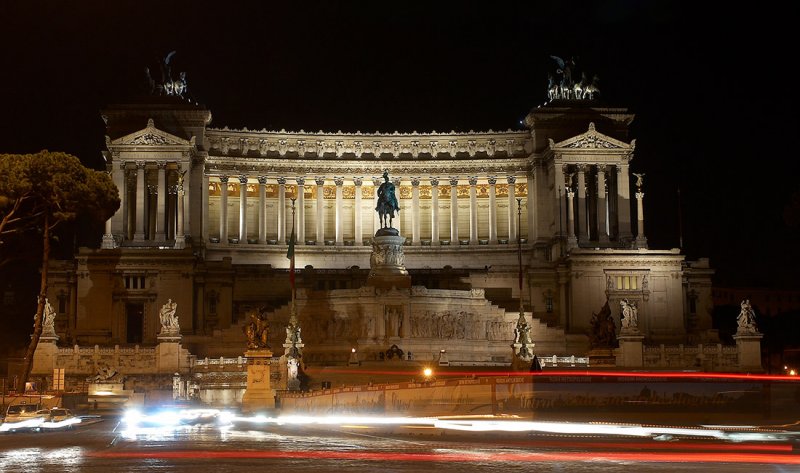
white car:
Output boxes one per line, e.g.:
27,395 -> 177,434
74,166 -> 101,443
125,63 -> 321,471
38,408 -> 81,430
2,404 -> 45,432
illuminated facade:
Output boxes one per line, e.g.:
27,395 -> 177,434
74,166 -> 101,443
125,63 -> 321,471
46,95 -> 716,364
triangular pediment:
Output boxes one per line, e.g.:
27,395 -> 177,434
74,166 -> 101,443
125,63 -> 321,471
111,119 -> 192,146
549,122 -> 633,150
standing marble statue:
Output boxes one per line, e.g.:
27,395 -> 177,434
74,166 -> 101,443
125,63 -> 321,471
159,298 -> 179,333
620,299 -> 639,330
42,298 -> 56,333
737,299 -> 758,333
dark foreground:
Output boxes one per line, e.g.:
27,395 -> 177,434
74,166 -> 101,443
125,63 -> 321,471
1,412 -> 799,473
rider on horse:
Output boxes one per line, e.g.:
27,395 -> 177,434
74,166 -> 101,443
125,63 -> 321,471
376,171 -> 400,228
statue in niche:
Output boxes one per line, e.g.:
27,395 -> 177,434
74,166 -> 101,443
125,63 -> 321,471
375,171 -> 400,231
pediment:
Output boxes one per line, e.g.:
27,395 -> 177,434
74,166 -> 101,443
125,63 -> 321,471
549,122 -> 633,151
111,119 -> 192,146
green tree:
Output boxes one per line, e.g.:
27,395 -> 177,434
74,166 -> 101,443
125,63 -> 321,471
0,151 -> 120,388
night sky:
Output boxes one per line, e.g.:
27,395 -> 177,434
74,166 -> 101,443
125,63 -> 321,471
2,1 -> 798,288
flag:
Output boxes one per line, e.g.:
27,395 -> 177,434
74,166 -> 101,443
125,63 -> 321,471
287,226 -> 296,290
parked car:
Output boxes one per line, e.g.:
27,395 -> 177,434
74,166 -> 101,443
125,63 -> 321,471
2,403 -> 45,432
38,408 -> 80,430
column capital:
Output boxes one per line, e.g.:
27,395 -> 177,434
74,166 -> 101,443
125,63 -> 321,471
596,164 -> 607,173
136,161 -> 146,170
391,177 -> 401,186
487,176 -> 497,185
156,161 -> 167,169
315,177 -> 326,186
353,177 -> 363,186
576,164 -> 586,172
277,177 -> 287,185
334,176 -> 344,186
636,191 -> 644,199
449,177 -> 459,187
119,161 -> 127,170
616,165 -> 624,174
219,175 -> 229,183
410,177 -> 421,187
566,187 -> 575,198
468,176 -> 478,186
430,177 -> 440,187
257,176 -> 268,185
372,177 -> 383,187
238,175 -> 248,184
506,175 -> 516,185
296,176 -> 306,186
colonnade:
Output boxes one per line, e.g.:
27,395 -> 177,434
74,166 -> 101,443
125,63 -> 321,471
204,175 -> 527,246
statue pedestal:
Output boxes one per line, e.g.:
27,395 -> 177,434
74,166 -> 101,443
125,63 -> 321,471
616,333 -> 644,368
156,335 -> 183,373
588,348 -> 616,367
367,234 -> 411,289
734,332 -> 764,372
242,349 -> 275,413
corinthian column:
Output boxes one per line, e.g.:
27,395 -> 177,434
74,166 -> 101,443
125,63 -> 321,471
411,177 -> 420,245
430,177 -> 440,245
507,175 -> 517,242
238,176 -> 248,242
277,177 -> 287,243
488,176 -> 497,244
391,176 -> 402,235
566,187 -> 577,248
175,173 -> 186,249
156,162 -> 166,241
134,162 -> 146,241
450,177 -> 459,243
597,166 -> 608,243
635,189 -> 648,249
468,177 -> 478,244
577,164 -> 588,242
296,176 -> 306,244
372,177 -> 382,236
334,176 -> 344,246
257,176 -> 267,244
315,177 -> 325,245
354,177 -> 363,245
219,176 -> 229,243
617,163 -> 633,242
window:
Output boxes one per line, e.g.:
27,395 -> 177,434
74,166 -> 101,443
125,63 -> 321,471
124,275 -> 146,290
615,275 -> 638,290
544,291 -> 554,313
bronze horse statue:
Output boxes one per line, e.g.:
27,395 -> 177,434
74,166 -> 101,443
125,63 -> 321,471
375,171 -> 400,229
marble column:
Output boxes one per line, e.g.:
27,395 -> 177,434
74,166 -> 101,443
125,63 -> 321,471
554,164 -> 566,241
566,187 -> 577,248
372,177 -> 382,236
156,162 -> 167,241
296,177 -> 306,245
354,177 -> 363,245
597,166 -> 608,243
468,176 -> 478,244
527,168 -> 537,242
488,176 -> 497,244
315,177 -> 325,245
391,176 -> 402,235
450,177 -> 459,243
202,173 -> 209,243
617,164 -> 633,241
175,177 -> 186,249
112,160 -> 125,239
257,176 -> 267,244
507,175 -> 517,242
134,161 -> 146,241
238,175 -> 248,242
430,177 -> 440,245
411,177 -> 420,245
577,165 -> 588,242
277,177 -> 287,244
635,190 -> 648,249
219,176 -> 229,243
334,176 -> 344,245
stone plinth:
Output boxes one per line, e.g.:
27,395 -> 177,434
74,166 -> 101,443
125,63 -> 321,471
616,333 -> 644,368
32,338 -> 59,372
242,349 -> 276,413
588,348 -> 616,367
733,332 -> 764,372
367,234 -> 411,289
156,338 -> 183,372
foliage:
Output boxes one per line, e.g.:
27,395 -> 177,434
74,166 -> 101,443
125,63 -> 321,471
0,151 -> 120,387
